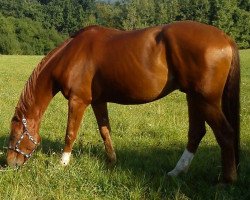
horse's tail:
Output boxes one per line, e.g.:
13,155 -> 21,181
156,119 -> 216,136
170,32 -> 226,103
222,38 -> 240,170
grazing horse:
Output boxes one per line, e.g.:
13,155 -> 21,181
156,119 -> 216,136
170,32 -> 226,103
7,21 -> 240,183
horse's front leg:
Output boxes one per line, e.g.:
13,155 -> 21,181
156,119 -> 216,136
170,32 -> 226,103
92,102 -> 116,167
61,96 -> 89,166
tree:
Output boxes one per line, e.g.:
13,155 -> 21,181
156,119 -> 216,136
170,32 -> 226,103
95,2 -> 122,28
176,0 -> 211,23
0,14 -> 21,54
238,0 -> 250,11
13,17 -> 65,54
0,0 -> 249,53
44,0 -> 84,34
0,0 -> 44,23
120,0 -> 156,30
231,7 -> 250,48
154,0 -> 179,25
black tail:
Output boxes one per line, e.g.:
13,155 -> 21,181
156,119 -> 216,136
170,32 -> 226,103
222,38 -> 240,170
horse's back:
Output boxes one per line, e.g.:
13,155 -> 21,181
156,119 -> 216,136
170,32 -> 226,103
54,21 -> 234,104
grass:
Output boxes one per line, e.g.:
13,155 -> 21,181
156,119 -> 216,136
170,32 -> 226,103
0,50 -> 250,199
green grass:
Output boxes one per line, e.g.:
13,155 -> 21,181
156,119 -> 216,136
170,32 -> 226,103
0,50 -> 250,199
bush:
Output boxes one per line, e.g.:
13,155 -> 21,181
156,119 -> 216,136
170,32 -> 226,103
14,18 -> 66,55
0,14 -> 21,54
0,14 -> 66,55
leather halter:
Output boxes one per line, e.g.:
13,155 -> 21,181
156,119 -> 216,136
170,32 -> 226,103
8,116 -> 38,159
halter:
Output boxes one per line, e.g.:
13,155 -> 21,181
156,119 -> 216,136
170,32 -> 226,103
8,116 -> 38,159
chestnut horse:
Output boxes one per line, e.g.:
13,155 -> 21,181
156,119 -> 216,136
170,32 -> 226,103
7,21 -> 240,183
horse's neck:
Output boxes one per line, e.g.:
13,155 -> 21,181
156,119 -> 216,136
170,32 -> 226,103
17,65 -> 55,124
17,38 -> 73,123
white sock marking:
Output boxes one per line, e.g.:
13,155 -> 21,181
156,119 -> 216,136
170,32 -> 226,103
61,152 -> 71,166
168,149 -> 194,177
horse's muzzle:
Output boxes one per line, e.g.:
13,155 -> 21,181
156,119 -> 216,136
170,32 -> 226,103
6,149 -> 25,168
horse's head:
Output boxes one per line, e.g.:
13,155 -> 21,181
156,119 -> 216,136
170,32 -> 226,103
7,110 -> 41,167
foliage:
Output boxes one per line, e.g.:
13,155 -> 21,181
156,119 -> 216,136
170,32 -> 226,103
176,0 -> 211,23
0,14 -> 66,55
154,0 -> 179,25
0,0 -> 249,54
0,14 -> 21,54
14,18 -> 64,54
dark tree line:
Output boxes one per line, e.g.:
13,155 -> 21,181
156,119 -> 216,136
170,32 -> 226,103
0,0 -> 249,55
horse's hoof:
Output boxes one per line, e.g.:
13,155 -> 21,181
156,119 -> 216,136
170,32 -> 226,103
213,175 -> 237,188
167,170 -> 179,177
106,152 -> 116,168
106,158 -> 116,170
106,158 -> 116,169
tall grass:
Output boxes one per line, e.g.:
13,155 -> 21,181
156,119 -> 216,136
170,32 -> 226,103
0,50 -> 249,199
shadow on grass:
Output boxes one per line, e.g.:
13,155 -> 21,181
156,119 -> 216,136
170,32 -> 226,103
73,140 -> 250,199
0,134 -> 249,199
0,134 -> 8,167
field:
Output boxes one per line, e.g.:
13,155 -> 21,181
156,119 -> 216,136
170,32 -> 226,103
0,50 -> 249,199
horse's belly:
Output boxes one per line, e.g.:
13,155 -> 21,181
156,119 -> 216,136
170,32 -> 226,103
102,72 -> 176,104
95,34 -> 177,104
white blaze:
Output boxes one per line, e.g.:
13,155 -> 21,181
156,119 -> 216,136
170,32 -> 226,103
168,149 -> 194,177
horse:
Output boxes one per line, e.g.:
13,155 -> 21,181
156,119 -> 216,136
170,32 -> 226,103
6,21 -> 240,183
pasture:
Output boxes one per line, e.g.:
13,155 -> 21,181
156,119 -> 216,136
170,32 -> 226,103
0,50 -> 249,199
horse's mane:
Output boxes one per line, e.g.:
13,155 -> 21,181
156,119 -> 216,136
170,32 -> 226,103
17,37 -> 73,114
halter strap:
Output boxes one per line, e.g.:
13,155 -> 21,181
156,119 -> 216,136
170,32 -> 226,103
8,115 -> 38,159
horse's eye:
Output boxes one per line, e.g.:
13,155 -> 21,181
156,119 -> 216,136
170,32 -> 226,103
11,116 -> 19,123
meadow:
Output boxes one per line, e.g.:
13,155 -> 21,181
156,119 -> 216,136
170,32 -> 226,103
0,50 -> 249,199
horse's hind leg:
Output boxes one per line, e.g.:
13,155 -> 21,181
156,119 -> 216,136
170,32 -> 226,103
92,102 -> 116,167
168,94 -> 206,176
201,101 -> 237,183
61,96 -> 89,166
